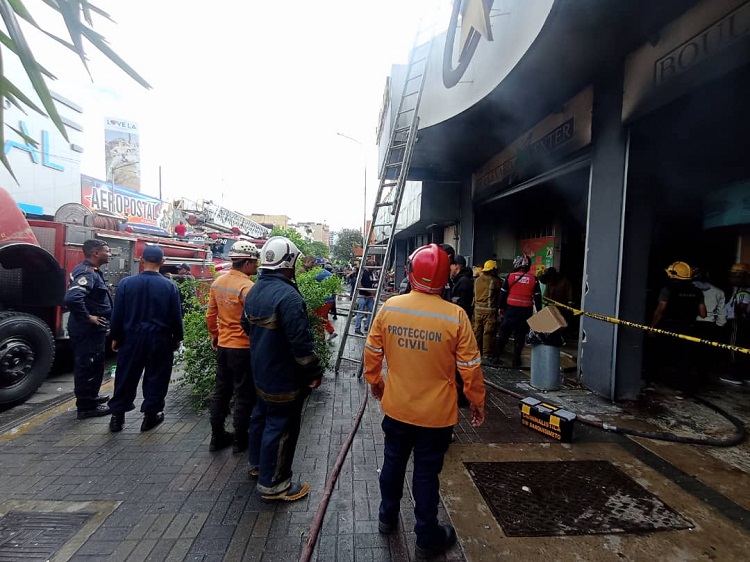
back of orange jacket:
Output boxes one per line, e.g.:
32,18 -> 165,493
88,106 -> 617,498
364,291 -> 485,428
206,269 -> 254,348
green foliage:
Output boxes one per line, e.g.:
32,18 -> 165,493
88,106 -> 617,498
332,228 -> 363,263
307,241 -> 330,260
0,1 -> 150,179
174,278 -> 215,409
175,268 -> 342,410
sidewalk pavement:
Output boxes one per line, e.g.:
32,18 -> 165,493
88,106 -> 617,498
0,314 -> 748,561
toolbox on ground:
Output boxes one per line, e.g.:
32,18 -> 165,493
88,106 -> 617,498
519,397 -> 576,442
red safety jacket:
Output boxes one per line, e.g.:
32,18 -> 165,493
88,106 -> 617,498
506,271 -> 537,307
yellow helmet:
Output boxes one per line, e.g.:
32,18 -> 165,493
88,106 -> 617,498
665,261 -> 693,280
729,263 -> 750,275
482,260 -> 497,272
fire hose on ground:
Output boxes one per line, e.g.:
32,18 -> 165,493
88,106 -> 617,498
300,300 -> 747,561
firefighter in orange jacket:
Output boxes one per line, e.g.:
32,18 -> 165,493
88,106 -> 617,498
205,241 -> 259,454
364,243 -> 485,560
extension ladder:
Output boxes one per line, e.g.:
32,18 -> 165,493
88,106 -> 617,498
334,15 -> 439,377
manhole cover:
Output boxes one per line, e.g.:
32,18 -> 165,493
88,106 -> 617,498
0,511 -> 93,561
465,460 -> 693,537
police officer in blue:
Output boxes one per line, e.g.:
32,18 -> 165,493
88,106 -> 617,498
64,239 -> 113,419
108,244 -> 184,433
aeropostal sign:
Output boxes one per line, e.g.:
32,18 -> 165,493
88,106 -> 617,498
81,175 -> 169,226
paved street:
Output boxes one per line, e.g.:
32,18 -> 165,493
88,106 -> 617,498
0,313 -> 749,561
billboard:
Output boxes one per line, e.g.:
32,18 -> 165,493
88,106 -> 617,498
104,117 -> 141,192
81,175 -> 172,230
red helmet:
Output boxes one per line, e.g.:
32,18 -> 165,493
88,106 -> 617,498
407,244 -> 450,294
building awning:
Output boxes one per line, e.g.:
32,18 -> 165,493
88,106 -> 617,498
409,0 -> 696,181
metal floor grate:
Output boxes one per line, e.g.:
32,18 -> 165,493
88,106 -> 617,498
0,511 -> 93,561
465,460 -> 693,537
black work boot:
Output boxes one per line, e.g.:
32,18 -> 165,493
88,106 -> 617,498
415,524 -> 457,559
232,431 -> 248,454
209,420 -> 234,452
109,413 -> 125,433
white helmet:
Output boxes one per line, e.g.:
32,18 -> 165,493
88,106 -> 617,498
260,236 -> 302,270
228,240 -> 260,260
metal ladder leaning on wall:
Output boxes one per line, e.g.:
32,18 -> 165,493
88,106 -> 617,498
334,16 -> 438,377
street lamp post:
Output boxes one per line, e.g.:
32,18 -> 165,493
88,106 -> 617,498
336,132 -> 367,245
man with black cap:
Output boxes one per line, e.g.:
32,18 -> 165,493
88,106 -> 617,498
108,245 -> 184,433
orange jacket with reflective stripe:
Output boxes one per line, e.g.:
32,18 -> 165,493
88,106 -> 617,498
206,269 -> 255,348
364,291 -> 485,428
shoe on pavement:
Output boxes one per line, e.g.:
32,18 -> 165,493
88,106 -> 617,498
109,413 -> 124,433
95,394 -> 110,404
328,332 -> 338,340
415,524 -> 457,560
140,412 -> 165,432
209,431 -> 234,452
260,481 -> 310,502
77,404 -> 111,420
378,517 -> 398,534
232,433 -> 248,454
248,466 -> 259,479
354,329 -> 364,336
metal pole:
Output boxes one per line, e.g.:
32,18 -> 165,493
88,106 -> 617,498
336,132 -> 367,243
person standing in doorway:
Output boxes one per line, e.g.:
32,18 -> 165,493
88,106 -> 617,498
206,241 -> 259,453
364,243 -> 485,559
473,260 -> 501,362
108,245 -> 184,433
496,254 -> 543,367
241,236 -> 323,502
720,263 -> 750,386
692,266 -> 726,378
650,261 -> 706,389
64,239 -> 113,419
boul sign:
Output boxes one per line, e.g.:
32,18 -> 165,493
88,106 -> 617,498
655,1 -> 750,86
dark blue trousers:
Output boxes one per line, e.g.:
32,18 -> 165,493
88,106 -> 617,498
496,305 -> 534,361
109,333 -> 174,415
379,415 -> 453,544
69,325 -> 106,411
248,395 -> 305,495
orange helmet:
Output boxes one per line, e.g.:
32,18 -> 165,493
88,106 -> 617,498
407,244 -> 450,294
665,261 -> 693,280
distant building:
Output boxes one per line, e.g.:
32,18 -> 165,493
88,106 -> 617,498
290,221 -> 330,247
247,213 -> 289,230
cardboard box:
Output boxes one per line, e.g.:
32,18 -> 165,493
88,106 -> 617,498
527,305 -> 568,333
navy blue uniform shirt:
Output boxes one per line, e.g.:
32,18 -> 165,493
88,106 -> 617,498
110,271 -> 183,345
63,259 -> 113,326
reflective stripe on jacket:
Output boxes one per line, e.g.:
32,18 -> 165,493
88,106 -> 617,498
364,291 -> 485,428
206,269 -> 254,348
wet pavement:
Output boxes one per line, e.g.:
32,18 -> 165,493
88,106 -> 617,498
0,309 -> 748,561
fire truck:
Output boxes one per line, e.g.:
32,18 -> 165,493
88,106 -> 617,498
0,187 -> 212,407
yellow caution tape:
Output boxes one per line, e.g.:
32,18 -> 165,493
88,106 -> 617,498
543,298 -> 750,356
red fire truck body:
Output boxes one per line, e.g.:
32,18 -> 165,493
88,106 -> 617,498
0,187 -> 212,407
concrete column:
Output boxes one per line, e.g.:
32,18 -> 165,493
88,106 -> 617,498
394,240 -> 408,288
458,179 -> 475,263
579,62 -> 629,400
615,183 -> 654,399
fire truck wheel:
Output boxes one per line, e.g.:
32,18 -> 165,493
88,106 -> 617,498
0,311 -> 55,409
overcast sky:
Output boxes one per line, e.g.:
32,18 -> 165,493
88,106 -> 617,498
21,0 -> 442,231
